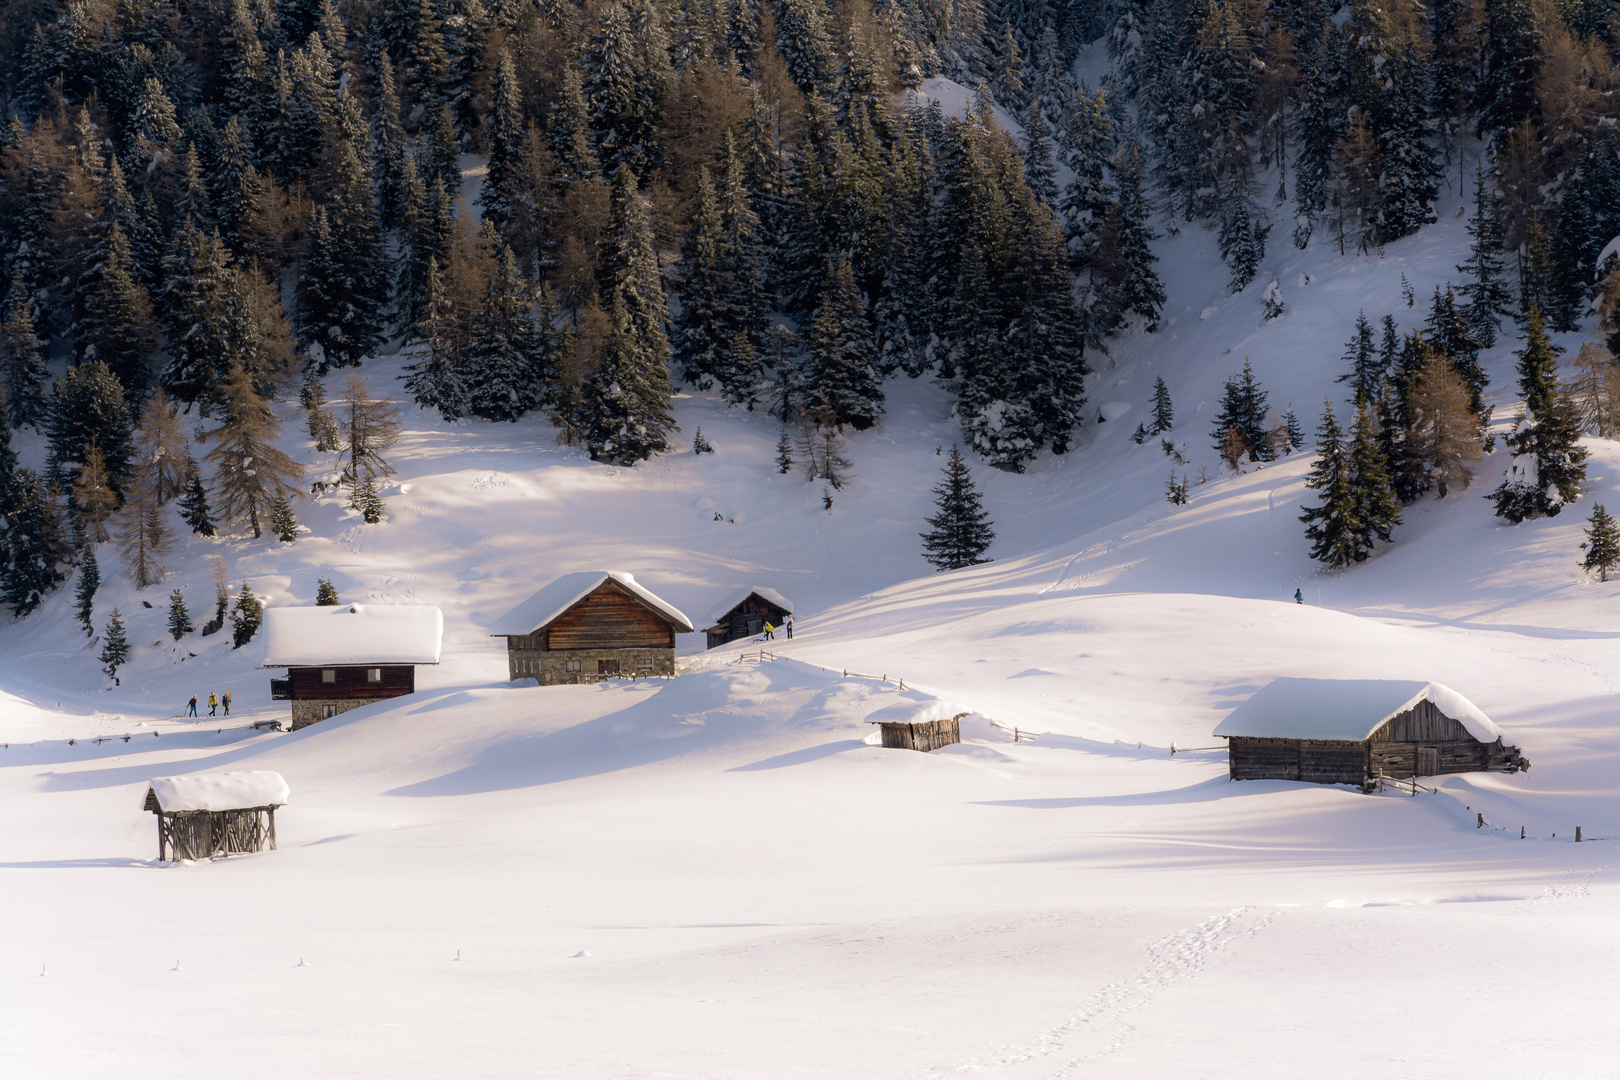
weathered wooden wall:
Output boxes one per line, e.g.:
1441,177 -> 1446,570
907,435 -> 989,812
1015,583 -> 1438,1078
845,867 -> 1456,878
877,717 -> 961,752
1373,699 -> 1472,742
287,665 -> 414,700
1368,738 -> 1525,777
545,582 -> 676,651
1227,737 -> 1367,784
158,807 -> 278,861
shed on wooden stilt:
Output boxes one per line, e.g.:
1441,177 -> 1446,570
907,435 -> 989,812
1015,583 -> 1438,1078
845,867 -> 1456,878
143,772 -> 290,861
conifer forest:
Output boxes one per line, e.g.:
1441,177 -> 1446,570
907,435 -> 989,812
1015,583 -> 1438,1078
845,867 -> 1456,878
4,0 -> 1620,604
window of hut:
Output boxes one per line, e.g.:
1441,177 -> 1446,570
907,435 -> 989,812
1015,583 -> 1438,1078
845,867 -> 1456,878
366,668 -> 382,683
322,669 -> 336,683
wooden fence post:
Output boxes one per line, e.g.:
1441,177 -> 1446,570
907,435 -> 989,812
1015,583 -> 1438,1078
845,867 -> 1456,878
1576,826 -> 1582,842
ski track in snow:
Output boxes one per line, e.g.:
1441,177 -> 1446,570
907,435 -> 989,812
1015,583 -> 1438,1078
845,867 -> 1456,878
931,907 -> 1279,1079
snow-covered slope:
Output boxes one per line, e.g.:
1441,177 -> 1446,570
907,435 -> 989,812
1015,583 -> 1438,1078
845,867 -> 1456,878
6,136 -> 1620,1079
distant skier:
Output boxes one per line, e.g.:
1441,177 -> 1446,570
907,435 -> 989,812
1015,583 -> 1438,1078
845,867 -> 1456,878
1294,589 -> 1304,605
186,695 -> 197,718
207,692 -> 218,717
784,613 -> 793,640
222,690 -> 232,718
763,621 -> 775,641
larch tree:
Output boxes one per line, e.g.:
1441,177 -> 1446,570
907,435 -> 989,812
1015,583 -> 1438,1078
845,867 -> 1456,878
132,388 -> 189,503
114,464 -> 174,588
71,443 -> 120,542
920,444 -> 995,570
334,371 -> 404,492
1410,352 -> 1483,498
199,364 -> 305,538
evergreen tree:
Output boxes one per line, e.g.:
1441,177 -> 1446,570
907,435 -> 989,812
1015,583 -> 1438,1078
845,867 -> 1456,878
199,364 -> 305,538
401,256 -> 468,420
920,444 -> 995,570
1457,167 -> 1513,349
230,581 -> 263,648
178,455 -> 216,537
74,540 -> 99,636
202,560 -> 229,636
1336,312 -> 1383,406
1374,47 -> 1439,243
1581,503 -> 1620,581
1210,361 -> 1273,463
83,224 -> 159,405
1476,0 -> 1541,139
352,473 -> 384,523
1,269 -> 49,429
802,260 -> 884,431
1347,400 -> 1403,549
775,429 -> 794,473
1112,144 -> 1164,329
1021,107 -> 1059,206
775,0 -> 833,91
270,490 -> 299,542
1426,285 -> 1488,419
47,360 -> 134,490
296,157 -> 388,372
464,244 -> 551,422
1490,306 -> 1588,521
1302,400 -> 1394,569
2,468 -> 67,616
167,587 -> 193,639
692,426 -> 713,454
1150,376 -> 1173,434
316,577 -> 341,605
100,608 -> 130,682
479,48 -> 525,241
1283,409 -> 1304,452
585,0 -> 675,176
373,55 -> 410,230
675,150 -> 768,405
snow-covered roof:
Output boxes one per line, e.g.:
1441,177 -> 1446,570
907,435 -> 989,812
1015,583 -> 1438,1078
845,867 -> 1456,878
146,771 -> 289,812
706,586 -> 794,626
262,605 -> 443,667
1212,679 -> 1501,742
864,697 -> 969,726
488,571 -> 694,636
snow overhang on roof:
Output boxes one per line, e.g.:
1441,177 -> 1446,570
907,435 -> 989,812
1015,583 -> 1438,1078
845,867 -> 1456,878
262,605 -> 443,667
146,771 -> 290,812
1212,678 -> 1502,743
706,586 -> 795,626
488,571 -> 694,636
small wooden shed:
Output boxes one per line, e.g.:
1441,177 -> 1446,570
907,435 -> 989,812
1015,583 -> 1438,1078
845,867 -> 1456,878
490,571 -> 694,684
867,701 -> 967,752
1214,678 -> 1528,786
263,604 -> 443,730
143,771 -> 289,861
704,587 -> 793,649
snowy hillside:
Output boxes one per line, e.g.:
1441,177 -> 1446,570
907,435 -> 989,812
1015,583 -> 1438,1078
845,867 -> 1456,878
7,114 -> 1620,1080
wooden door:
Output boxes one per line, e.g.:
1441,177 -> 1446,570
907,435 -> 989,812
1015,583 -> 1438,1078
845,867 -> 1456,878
1415,747 -> 1439,776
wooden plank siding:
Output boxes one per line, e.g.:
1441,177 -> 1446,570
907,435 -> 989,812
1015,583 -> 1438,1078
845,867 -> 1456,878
706,594 -> 792,648
543,581 -> 676,651
1226,737 -> 1368,785
1371,699 -> 1473,742
876,717 -> 962,752
286,665 -> 415,701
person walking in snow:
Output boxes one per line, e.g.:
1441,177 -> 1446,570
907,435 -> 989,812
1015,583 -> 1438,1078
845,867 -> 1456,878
207,692 -> 218,717
763,621 -> 775,641
784,613 -> 793,640
1294,589 -> 1303,605
222,690 -> 231,717
186,695 -> 197,718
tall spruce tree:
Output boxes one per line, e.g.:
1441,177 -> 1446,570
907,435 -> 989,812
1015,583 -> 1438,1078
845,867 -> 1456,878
802,259 -> 884,431
47,360 -> 133,491
1150,376 -> 1173,434
1490,306 -> 1588,522
920,444 -> 995,570
296,139 -> 388,372
100,608 -> 130,681
1581,503 -> 1620,581
74,539 -> 99,636
230,581 -> 263,648
2,468 -> 67,616
1458,167 -> 1514,348
1,269 -> 50,429
1210,361 -> 1273,463
167,587 -> 193,639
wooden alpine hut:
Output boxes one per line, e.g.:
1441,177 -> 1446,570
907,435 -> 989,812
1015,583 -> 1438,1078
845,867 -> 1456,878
143,771 -> 289,861
1214,678 -> 1528,786
704,587 -> 793,649
866,700 -> 967,752
490,571 -> 693,684
263,604 -> 443,730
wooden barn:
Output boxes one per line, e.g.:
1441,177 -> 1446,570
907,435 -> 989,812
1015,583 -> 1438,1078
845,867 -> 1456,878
1214,678 -> 1528,787
491,571 -> 693,684
263,604 -> 443,730
704,587 -> 793,649
867,701 -> 968,752
144,771 -> 289,861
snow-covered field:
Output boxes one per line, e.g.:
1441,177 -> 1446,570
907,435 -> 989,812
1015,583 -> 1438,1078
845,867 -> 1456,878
5,131 -> 1620,1077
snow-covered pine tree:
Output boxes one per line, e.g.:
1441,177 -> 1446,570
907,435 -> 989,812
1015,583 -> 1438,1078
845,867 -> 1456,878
1150,376 -> 1173,434
1,468 -> 67,616
1581,503 -> 1620,581
1300,402 -> 1358,567
100,608 -> 130,681
199,363 -> 305,538
401,255 -> 469,421
479,48 -> 525,241
372,55 -> 409,229
1373,45 -> 1439,244
230,581 -> 263,648
692,426 -> 713,454
1425,285 -> 1488,419
1490,305 -> 1588,522
464,242 -> 549,423
577,291 -> 679,464
920,444 -> 995,570
1457,166 -> 1514,349
802,259 -> 884,431
167,588 -> 193,639
775,429 -> 793,473
1021,105 -> 1059,206
270,490 -> 299,542
1112,144 -> 1164,329
295,126 -> 388,372
1336,311 -> 1381,407
178,455 -> 215,536
47,359 -> 133,491
74,540 -> 99,636
316,577 -> 341,605
352,474 -> 384,522
1475,0 -> 1540,140
81,224 -> 158,405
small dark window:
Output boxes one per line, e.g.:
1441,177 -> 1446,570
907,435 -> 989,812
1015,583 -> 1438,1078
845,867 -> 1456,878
597,659 -> 621,675
321,669 -> 336,684
366,668 -> 382,683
